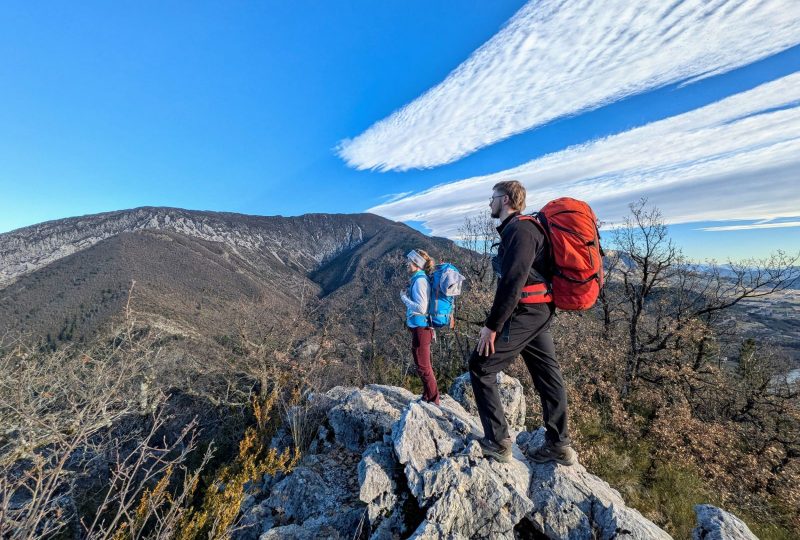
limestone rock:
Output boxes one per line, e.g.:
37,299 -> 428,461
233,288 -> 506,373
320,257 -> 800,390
517,429 -> 672,540
259,449 -> 365,539
391,396 -> 531,539
449,372 -> 526,431
237,502 -> 273,540
327,385 -> 415,452
693,504 -> 759,540
260,524 -> 308,540
392,398 -> 479,499
265,467 -> 331,524
0,208 -> 371,289
259,522 -> 343,540
359,442 -> 399,522
253,380 -> 677,540
410,452 -> 533,539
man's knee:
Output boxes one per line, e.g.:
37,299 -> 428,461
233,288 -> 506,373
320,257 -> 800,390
468,350 -> 486,377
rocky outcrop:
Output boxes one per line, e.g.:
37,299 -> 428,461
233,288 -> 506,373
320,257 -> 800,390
236,377 -> 722,540
693,505 -> 759,540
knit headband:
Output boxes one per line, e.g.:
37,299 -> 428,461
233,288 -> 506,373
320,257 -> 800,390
407,250 -> 426,268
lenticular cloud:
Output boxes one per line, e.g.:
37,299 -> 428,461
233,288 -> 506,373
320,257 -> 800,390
368,73 -> 800,237
339,0 -> 800,171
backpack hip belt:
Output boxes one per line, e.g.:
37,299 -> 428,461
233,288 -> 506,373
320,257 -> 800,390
519,283 -> 553,304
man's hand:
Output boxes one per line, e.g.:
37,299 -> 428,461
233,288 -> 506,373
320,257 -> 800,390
476,326 -> 497,357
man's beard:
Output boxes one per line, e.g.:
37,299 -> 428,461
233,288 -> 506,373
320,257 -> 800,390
490,208 -> 500,219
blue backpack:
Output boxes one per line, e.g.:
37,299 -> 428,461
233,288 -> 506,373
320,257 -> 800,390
428,263 -> 465,328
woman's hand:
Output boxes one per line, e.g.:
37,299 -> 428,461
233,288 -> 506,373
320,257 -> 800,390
476,326 -> 497,357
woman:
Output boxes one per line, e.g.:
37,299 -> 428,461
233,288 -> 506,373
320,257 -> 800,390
400,249 -> 440,405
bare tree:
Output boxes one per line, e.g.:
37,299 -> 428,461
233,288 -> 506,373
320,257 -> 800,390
0,306 -> 207,539
455,210 -> 498,287
611,199 -> 681,395
609,198 -> 800,396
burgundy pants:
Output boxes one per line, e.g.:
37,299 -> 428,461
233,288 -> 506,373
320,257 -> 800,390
410,327 -> 440,405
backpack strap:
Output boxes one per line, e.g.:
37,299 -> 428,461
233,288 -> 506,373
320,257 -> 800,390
517,213 -> 544,233
409,272 -> 427,286
408,271 -> 428,310
517,214 -> 552,258
515,214 -> 554,291
431,269 -> 439,327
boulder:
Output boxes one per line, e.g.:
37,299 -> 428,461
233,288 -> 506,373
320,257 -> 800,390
390,397 -> 531,539
408,446 -> 534,539
259,522 -> 346,540
449,372 -> 526,431
518,430 -> 672,539
257,450 -> 364,539
359,442 -> 399,522
327,385 -> 416,452
693,504 -> 759,540
392,399 -> 475,499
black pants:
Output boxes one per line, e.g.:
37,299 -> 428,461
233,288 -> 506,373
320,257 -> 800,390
469,303 -> 570,447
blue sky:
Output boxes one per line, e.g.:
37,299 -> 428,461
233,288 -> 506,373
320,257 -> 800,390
1,1 -> 798,262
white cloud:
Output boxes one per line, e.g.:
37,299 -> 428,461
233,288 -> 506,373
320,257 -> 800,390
368,73 -> 800,238
378,191 -> 413,203
699,221 -> 800,232
338,0 -> 800,171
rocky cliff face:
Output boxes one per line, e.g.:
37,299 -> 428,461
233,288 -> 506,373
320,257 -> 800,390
0,207 -> 391,289
234,374 -> 756,539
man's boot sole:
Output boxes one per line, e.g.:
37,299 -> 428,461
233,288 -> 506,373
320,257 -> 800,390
529,450 -> 576,466
483,449 -> 512,463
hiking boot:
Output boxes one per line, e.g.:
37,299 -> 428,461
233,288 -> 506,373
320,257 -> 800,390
478,437 -> 512,463
528,442 -> 577,466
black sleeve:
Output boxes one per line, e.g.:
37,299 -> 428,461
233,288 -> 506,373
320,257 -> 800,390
485,222 -> 539,332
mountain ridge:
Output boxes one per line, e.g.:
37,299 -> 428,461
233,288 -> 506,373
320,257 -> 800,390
0,207 -> 410,289
0,207 -> 458,346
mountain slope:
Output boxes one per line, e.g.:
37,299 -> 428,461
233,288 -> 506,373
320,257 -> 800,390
0,207 -> 393,289
0,207 -> 459,345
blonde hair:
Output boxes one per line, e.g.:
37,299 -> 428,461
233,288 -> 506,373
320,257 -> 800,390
492,180 -> 527,212
414,249 -> 436,275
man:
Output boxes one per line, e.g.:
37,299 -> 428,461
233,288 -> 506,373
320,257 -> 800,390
470,180 -> 576,466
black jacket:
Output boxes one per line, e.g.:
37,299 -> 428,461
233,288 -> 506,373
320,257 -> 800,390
485,212 -> 550,332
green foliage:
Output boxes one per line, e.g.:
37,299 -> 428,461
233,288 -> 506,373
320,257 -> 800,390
576,417 -> 652,500
644,464 -> 717,538
745,503 -> 799,540
575,410 -> 800,539
577,418 -> 715,537
177,391 -> 299,540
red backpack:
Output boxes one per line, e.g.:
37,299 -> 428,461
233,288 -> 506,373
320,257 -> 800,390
519,198 -> 604,311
